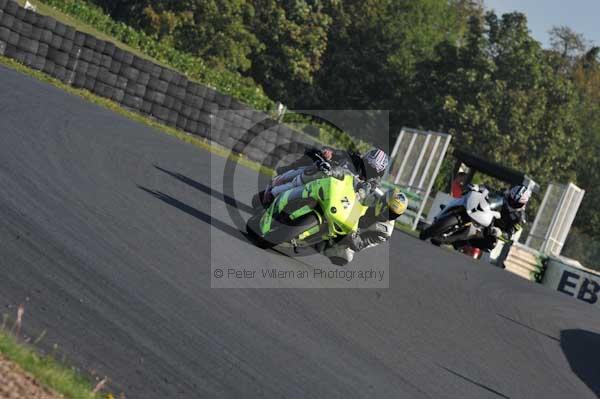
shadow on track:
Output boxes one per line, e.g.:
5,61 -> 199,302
437,365 -> 510,398
138,185 -> 250,245
153,165 -> 254,214
138,185 -> 322,266
143,169 -> 328,264
560,329 -> 600,397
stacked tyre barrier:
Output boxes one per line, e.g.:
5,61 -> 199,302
0,0 -> 317,168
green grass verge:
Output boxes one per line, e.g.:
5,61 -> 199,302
0,330 -> 101,399
394,221 -> 419,237
0,54 -> 275,177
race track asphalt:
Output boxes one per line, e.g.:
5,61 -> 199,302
1,65 -> 600,399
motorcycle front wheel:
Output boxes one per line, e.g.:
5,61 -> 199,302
419,215 -> 460,243
246,213 -> 321,249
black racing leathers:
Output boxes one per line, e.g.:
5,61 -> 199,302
324,206 -> 395,266
469,200 -> 525,251
277,146 -> 364,178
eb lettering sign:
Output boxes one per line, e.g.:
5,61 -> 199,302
543,259 -> 600,307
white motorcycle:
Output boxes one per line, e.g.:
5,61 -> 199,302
419,185 -> 503,246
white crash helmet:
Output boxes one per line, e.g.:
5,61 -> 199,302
507,185 -> 532,209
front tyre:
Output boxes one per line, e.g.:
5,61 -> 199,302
419,215 -> 460,243
265,213 -> 321,246
246,213 -> 321,249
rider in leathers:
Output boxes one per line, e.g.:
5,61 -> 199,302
275,146 -> 363,176
323,189 -> 408,266
264,147 -> 389,204
467,184 -> 531,251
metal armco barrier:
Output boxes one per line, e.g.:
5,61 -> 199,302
543,257 -> 600,308
0,0 -> 318,167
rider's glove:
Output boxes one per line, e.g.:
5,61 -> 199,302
356,180 -> 372,192
490,226 -> 503,238
316,160 -> 332,174
465,183 -> 480,193
348,231 -> 363,251
355,181 -> 372,202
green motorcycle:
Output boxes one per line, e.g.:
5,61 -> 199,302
246,173 -> 368,250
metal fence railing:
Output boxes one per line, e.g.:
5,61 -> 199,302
526,183 -> 585,256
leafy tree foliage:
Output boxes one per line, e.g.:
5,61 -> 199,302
93,0 -> 260,71
569,48 -> 600,237
412,12 -> 580,185
549,26 -> 589,59
246,0 -> 332,101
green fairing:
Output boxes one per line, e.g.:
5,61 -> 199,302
289,205 -> 314,221
258,174 -> 368,244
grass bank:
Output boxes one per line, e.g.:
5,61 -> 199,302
0,309 -> 108,399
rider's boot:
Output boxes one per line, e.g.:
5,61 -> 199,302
261,184 -> 273,206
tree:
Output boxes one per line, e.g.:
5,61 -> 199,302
90,0 -> 148,22
570,47 -> 600,237
549,26 -> 589,59
90,0 -> 260,72
171,0 -> 260,71
307,0 -> 464,135
412,12 -> 581,187
246,0 -> 332,102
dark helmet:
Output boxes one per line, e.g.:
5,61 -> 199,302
507,185 -> 532,209
362,148 -> 389,179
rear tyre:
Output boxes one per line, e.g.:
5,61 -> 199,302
247,212 -> 321,249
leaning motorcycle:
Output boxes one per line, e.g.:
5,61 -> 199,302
419,186 -> 503,246
246,172 -> 368,251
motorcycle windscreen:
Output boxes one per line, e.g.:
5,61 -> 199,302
322,174 -> 367,235
434,196 -> 466,220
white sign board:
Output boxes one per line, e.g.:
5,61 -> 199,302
388,128 -> 451,229
542,258 -> 600,307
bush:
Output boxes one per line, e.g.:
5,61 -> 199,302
40,0 -> 274,110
